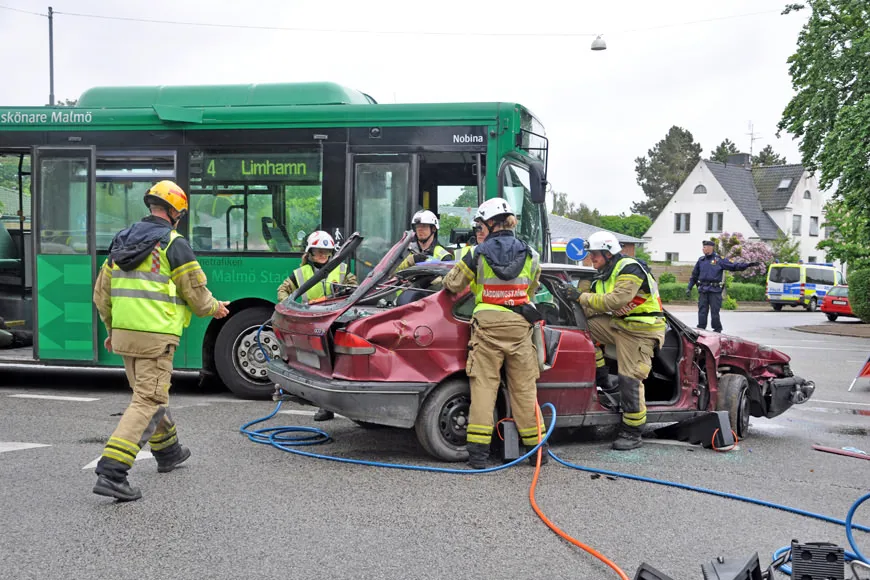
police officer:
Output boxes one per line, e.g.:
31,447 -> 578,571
92,180 -> 230,501
277,230 -> 358,421
396,210 -> 452,271
687,240 -> 758,333
564,231 -> 665,450
443,198 -> 544,469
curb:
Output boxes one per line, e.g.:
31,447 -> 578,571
791,324 -> 870,339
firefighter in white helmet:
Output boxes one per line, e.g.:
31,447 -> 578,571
443,197 -> 544,469
396,210 -> 452,271
277,230 -> 357,421
564,230 -> 665,450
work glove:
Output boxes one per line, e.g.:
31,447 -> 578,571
564,285 -> 582,303
747,261 -> 761,267
412,253 -> 428,264
685,288 -> 692,299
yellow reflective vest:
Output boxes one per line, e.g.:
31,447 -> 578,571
472,249 -> 540,315
110,230 -> 192,337
593,257 -> 664,326
293,263 -> 348,303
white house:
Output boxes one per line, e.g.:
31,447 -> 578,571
642,153 -> 829,264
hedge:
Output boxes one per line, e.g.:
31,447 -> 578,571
848,269 -> 870,322
658,272 -> 676,284
658,282 -> 766,303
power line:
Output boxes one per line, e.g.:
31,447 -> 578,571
1,4 -> 786,38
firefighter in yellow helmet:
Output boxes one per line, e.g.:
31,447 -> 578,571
276,230 -> 358,421
443,197 -> 544,469
92,180 -> 230,501
564,230 -> 666,450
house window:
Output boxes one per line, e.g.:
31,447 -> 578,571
808,256 -> 817,263
693,185 -> 707,194
792,214 -> 802,236
674,213 -> 691,233
777,178 -> 792,190
665,252 -> 679,262
809,216 -> 819,237
706,212 -> 723,233
803,190 -> 811,200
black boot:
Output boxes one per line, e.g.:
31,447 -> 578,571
313,408 -> 334,422
152,443 -> 191,473
596,367 -> 621,410
466,442 -> 489,469
612,425 -> 643,451
525,442 -> 549,466
93,456 -> 142,501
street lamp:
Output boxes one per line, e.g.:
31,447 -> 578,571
591,35 -> 607,51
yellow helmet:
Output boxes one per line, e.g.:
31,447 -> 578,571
144,180 -> 189,214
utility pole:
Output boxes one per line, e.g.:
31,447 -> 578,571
48,6 -> 55,106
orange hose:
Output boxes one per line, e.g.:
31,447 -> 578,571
528,405 -> 631,580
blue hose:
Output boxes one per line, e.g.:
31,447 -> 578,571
256,321 -> 271,362
249,326 -> 867,572
240,400 -> 558,474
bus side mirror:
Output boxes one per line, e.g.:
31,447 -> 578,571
529,163 -> 547,204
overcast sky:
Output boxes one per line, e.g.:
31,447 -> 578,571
1,0 -> 810,215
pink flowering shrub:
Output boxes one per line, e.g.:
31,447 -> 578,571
712,231 -> 774,281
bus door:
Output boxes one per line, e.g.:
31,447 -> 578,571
32,146 -> 97,362
349,153 -> 415,277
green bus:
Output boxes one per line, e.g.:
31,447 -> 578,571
0,82 -> 550,398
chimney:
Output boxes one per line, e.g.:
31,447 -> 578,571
726,153 -> 752,169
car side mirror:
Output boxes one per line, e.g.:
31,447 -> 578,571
529,162 -> 547,204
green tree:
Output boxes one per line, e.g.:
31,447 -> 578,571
752,144 -> 787,166
452,186 -> 478,208
778,1 -> 870,269
551,191 -> 602,226
771,231 -> 801,263
600,214 -> 652,238
631,126 -> 703,220
710,139 -> 739,162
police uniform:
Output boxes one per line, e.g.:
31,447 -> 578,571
687,242 -> 753,333
571,253 -> 665,450
443,229 -> 543,468
93,211 -> 222,500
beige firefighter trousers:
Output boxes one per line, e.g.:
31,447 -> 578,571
465,310 -> 543,447
99,345 -> 178,468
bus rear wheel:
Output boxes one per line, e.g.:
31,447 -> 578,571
214,306 -> 278,399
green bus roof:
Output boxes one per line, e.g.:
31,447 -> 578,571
77,82 -> 379,108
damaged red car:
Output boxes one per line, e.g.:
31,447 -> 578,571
265,232 -> 815,462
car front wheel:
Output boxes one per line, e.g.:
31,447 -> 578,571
716,373 -> 750,439
415,378 -> 471,462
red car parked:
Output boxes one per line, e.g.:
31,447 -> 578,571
265,232 -> 815,462
820,285 -> 856,322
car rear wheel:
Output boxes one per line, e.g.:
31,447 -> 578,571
214,306 -> 279,399
716,373 -> 750,439
415,378 -> 471,462
772,304 -> 783,312
826,313 -> 838,322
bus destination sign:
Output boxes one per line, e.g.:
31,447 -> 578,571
199,153 -> 322,183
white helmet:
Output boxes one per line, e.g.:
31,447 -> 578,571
411,210 -> 439,231
305,230 -> 336,253
474,197 -> 515,223
586,231 -> 622,254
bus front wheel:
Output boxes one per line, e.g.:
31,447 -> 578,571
214,306 -> 278,399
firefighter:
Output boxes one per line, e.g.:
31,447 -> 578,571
564,231 -> 665,451
92,180 -> 230,501
453,223 -> 487,261
687,240 -> 759,333
396,210 -> 452,271
443,198 -> 545,469
276,230 -> 358,421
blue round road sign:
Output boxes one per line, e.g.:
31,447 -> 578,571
566,238 -> 588,261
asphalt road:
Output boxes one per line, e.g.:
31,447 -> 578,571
0,310 -> 867,580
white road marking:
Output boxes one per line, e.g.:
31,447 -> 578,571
7,394 -> 100,402
811,399 -> 870,407
0,442 -> 51,454
82,450 -> 153,470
